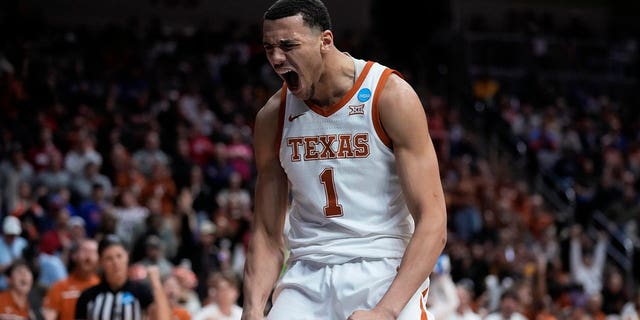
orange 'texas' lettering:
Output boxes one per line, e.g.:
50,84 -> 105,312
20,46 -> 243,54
286,133 -> 370,162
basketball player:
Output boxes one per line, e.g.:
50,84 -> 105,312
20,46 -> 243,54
242,0 -> 447,319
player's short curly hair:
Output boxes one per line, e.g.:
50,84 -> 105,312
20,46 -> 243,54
264,0 -> 332,31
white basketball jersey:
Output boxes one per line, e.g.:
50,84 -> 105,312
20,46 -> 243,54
277,58 -> 414,264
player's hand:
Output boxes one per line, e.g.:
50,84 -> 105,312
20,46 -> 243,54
348,308 -> 395,320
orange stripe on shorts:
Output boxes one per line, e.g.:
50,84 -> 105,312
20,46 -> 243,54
420,288 -> 429,320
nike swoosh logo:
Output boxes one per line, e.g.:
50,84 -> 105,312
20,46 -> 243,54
288,113 -> 305,121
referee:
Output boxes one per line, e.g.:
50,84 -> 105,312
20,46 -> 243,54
74,234 -> 170,320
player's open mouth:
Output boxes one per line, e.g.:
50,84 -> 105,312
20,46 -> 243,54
282,70 -> 300,91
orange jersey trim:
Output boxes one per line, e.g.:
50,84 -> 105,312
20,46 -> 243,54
305,61 -> 375,117
372,68 -> 402,149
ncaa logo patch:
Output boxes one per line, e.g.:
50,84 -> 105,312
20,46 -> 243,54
357,88 -> 371,102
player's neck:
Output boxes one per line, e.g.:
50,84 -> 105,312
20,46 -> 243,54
309,51 -> 355,108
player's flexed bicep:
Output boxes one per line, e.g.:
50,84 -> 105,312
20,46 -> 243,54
252,90 -> 289,247
242,89 -> 290,320
350,74 -> 447,319
381,75 -> 446,228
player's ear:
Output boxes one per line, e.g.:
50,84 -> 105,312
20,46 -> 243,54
320,30 -> 333,51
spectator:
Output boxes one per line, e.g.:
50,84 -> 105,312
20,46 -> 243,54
0,215 -> 28,290
172,265 -> 201,316
38,207 -> 72,256
77,183 -> 110,238
484,290 -> 528,320
63,133 -> 102,179
139,162 -> 176,215
448,160 -> 483,241
451,281 -> 482,320
427,254 -> 459,319
0,144 -> 34,215
67,216 -> 88,247
193,102 -> 218,138
112,189 -> 149,248
34,152 -> 70,195
187,124 -> 218,168
130,203 -> 178,263
170,138 -> 195,191
27,127 -> 62,173
178,82 -> 205,127
584,292 -> 607,320
428,274 -> 459,318
215,171 -> 251,220
0,259 -> 41,319
132,130 -> 169,178
188,219 -> 222,300
620,288 -> 640,320
189,166 -> 217,218
162,273 -> 191,320
92,209 -> 118,243
138,235 -> 174,279
109,142 -> 146,195
222,129 -> 252,182
70,161 -> 113,203
42,239 -> 100,320
27,243 -> 68,290
8,181 -> 43,221
569,225 -> 607,296
605,185 -> 640,238
193,272 -> 242,320
601,269 -> 629,316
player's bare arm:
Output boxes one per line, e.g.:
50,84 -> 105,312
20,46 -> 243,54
242,90 -> 290,320
350,74 -> 447,319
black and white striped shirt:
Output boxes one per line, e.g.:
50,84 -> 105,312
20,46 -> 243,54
75,280 -> 153,320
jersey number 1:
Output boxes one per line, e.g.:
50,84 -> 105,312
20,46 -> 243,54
319,168 -> 343,217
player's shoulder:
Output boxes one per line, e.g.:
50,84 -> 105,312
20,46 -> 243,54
255,87 -> 284,124
380,68 -> 412,93
370,61 -> 418,99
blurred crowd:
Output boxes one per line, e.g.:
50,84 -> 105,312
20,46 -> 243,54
0,5 -> 639,320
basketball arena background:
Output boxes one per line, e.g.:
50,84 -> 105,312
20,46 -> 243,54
0,0 -> 639,318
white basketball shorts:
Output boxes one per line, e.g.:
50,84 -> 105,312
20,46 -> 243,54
267,258 -> 433,320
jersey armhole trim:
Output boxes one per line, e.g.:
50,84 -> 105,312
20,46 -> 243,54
275,84 -> 287,153
372,68 -> 402,149
306,61 -> 375,117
